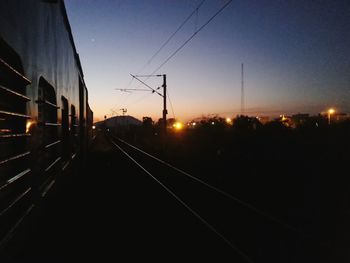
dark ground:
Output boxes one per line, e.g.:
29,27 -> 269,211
2,131 -> 243,262
112,121 -> 350,263
2,122 -> 350,262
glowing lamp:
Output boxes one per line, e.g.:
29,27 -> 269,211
173,122 -> 183,130
328,108 -> 335,115
328,108 -> 335,125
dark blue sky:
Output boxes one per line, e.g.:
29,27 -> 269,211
65,0 -> 350,121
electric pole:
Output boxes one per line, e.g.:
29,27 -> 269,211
162,74 -> 167,134
241,63 -> 244,116
117,74 -> 168,134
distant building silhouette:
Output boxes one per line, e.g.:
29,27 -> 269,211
291,113 -> 310,128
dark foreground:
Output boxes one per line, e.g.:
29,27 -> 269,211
1,132 -> 242,262
1,129 -> 350,262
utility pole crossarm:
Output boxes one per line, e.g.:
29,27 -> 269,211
133,74 -> 162,77
115,88 -> 150,92
130,74 -> 163,97
128,73 -> 168,135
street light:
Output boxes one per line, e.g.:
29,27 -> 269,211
328,108 -> 335,125
173,121 -> 183,131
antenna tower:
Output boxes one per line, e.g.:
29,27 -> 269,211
241,63 -> 244,115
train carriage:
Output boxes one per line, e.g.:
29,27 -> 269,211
0,0 -> 92,247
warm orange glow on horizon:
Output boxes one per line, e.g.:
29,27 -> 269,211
91,105 -> 346,125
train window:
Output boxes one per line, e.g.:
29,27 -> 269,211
70,105 -> 76,134
37,78 -> 60,193
79,79 -> 87,159
70,105 -> 77,154
0,38 -> 32,235
79,79 -> 85,136
38,78 -> 59,143
61,96 -> 70,163
0,37 -> 31,182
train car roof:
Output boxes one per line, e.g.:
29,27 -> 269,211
59,0 -> 85,83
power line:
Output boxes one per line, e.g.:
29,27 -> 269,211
149,0 -> 233,75
122,1 -> 232,118
113,91 -> 133,115
124,92 -> 154,108
194,5 -> 199,32
130,74 -> 163,97
131,0 -> 207,92
136,0 -> 207,75
133,74 -> 162,77
125,75 -> 135,89
116,88 -> 151,92
167,90 -> 176,119
123,75 -> 167,123
126,0 -> 232,119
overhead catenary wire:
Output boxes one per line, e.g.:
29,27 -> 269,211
194,5 -> 199,32
167,90 -> 176,119
130,74 -> 163,97
130,0 -> 207,97
123,88 -> 177,121
136,0 -> 207,75
112,91 -> 133,116
131,0 -> 231,119
122,75 -> 164,113
116,88 -> 151,92
124,92 -> 154,108
121,0 -> 233,117
149,0 -> 233,76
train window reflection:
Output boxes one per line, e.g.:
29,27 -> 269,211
0,37 -> 29,176
70,104 -> 77,153
37,78 -> 59,180
61,96 -> 70,161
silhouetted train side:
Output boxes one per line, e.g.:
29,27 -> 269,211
0,0 -> 93,246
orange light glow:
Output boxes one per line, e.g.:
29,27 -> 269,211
328,108 -> 335,115
173,122 -> 183,130
328,108 -> 335,125
26,121 -> 33,133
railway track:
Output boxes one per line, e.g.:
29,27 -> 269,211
107,132 -> 318,263
2,131 -> 321,262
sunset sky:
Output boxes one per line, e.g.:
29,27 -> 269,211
65,0 -> 350,122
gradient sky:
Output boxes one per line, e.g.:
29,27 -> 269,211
65,0 -> 350,122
